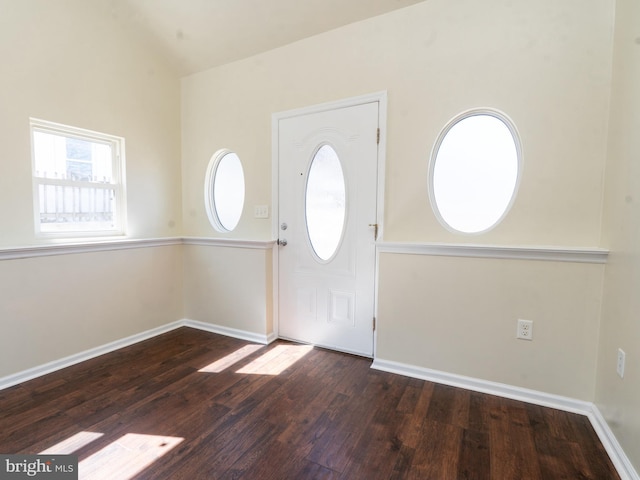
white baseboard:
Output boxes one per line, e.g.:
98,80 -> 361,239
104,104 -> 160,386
0,321 -> 184,391
181,318 -> 275,345
371,358 -> 592,413
371,357 -> 639,480
0,319 -> 275,392
266,332 -> 278,344
587,405 -> 640,480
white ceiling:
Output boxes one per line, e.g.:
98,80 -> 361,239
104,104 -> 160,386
113,0 -> 426,76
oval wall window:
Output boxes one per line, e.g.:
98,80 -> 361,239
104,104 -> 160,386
429,110 -> 521,234
204,149 -> 245,232
305,144 -> 346,261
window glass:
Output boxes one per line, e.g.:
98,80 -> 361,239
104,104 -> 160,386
430,111 -> 521,234
205,150 -> 245,232
31,119 -> 125,236
305,145 -> 346,261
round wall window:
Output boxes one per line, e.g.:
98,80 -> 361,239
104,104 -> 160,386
204,149 -> 245,232
429,109 -> 522,234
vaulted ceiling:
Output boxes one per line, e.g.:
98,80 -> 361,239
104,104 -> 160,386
113,0 -> 427,76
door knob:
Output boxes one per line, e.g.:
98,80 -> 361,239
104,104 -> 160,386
278,238 -> 288,246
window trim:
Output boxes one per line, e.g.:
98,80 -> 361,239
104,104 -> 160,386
428,108 -> 523,235
204,149 -> 245,233
30,118 -> 127,239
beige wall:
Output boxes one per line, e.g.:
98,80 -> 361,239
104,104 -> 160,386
0,1 -> 183,376
182,244 -> 273,336
0,0 -> 182,247
378,254 -> 604,400
597,0 -> 640,471
180,0 -> 614,400
0,245 -> 184,377
181,0 -> 613,246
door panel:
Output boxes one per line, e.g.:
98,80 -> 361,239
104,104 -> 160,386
277,102 -> 379,356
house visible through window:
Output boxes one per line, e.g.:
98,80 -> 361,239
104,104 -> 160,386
30,119 -> 126,237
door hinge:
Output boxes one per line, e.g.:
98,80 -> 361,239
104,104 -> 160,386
376,128 -> 380,145
368,223 -> 378,241
373,317 -> 376,331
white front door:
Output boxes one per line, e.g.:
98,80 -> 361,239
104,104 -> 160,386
277,100 -> 379,356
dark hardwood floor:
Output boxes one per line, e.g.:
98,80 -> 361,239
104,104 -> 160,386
0,327 -> 619,479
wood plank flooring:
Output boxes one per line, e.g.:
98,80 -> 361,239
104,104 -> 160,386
0,327 -> 620,479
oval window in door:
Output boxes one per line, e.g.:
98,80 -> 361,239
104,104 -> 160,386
305,145 -> 346,261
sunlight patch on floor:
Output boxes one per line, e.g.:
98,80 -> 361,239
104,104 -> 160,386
236,344 -> 313,375
39,431 -> 104,455
198,344 -> 263,373
78,433 -> 183,480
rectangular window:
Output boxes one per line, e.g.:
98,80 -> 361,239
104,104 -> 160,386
30,119 -> 126,237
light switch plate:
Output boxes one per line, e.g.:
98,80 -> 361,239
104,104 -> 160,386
254,205 -> 269,219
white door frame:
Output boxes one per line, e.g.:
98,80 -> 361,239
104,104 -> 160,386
271,91 -> 387,357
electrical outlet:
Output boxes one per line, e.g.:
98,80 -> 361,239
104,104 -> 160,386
517,319 -> 533,340
617,348 -> 626,378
